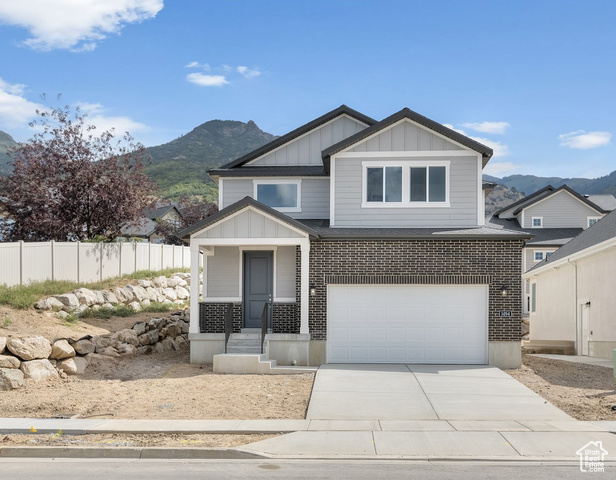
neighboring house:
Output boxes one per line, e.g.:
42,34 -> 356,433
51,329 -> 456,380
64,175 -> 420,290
121,205 -> 183,243
488,185 -> 616,314
180,105 -> 531,369
522,209 -> 616,358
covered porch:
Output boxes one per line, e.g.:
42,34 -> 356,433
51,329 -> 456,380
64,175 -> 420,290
184,198 -> 318,366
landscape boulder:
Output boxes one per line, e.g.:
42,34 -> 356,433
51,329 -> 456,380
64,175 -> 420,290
163,288 -> 178,301
113,287 -> 133,303
73,288 -> 98,306
152,276 -> 167,288
128,301 -> 142,312
101,290 -> 119,305
57,357 -> 88,375
0,368 -> 24,390
138,330 -> 159,346
175,286 -> 189,300
0,355 -> 20,369
52,294 -> 80,311
113,329 -> 139,346
50,339 -> 75,360
132,322 -> 147,336
71,339 -> 95,355
126,285 -> 149,302
137,279 -> 152,288
7,336 -> 52,361
0,336 -> 6,354
20,359 -> 59,382
34,297 -> 65,311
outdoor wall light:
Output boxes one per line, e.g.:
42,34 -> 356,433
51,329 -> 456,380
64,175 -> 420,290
500,285 -> 509,297
310,284 -> 316,296
586,301 -> 591,307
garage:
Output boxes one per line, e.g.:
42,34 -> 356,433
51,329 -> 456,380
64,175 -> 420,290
327,284 -> 488,364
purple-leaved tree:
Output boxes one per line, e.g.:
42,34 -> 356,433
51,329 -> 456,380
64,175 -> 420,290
0,105 -> 156,242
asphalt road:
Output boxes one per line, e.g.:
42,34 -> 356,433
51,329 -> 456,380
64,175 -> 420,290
0,459 -> 611,479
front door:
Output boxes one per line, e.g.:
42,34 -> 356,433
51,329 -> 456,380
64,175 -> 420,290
243,251 -> 273,329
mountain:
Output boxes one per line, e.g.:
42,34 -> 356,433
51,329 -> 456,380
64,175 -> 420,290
483,172 -> 616,197
143,120 -> 277,200
0,131 -> 19,176
485,184 -> 525,216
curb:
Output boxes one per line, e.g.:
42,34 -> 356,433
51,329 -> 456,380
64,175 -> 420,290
0,446 -> 266,459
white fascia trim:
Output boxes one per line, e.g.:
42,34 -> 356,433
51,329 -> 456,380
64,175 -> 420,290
334,117 -> 480,157
523,236 -> 616,279
525,189 -> 604,216
334,150 -> 475,158
197,237 -> 308,247
329,156 -> 336,226
244,113 -> 371,166
190,205 -> 310,240
253,179 -> 302,213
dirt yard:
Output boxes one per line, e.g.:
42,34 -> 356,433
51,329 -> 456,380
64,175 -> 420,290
506,355 -> 616,421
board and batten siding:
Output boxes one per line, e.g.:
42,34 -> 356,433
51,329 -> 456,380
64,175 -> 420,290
333,156 -> 479,227
523,191 -> 602,229
249,115 -> 368,166
221,178 -> 330,219
205,245 -> 296,299
195,209 -> 305,239
350,121 -> 464,153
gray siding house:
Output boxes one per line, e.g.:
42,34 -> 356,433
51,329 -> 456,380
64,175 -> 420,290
488,185 -> 616,315
181,106 -> 531,369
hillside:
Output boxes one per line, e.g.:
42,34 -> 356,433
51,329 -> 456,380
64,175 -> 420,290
485,184 -> 525,216
143,120 -> 277,200
484,172 -> 616,197
0,131 -> 18,176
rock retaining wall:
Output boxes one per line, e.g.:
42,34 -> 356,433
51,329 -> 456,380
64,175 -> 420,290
0,310 -> 190,391
33,273 -> 201,318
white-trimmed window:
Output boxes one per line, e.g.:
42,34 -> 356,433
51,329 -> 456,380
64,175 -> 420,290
362,161 -> 449,207
254,180 -> 301,212
533,250 -> 553,262
587,216 -> 601,228
531,217 -> 543,228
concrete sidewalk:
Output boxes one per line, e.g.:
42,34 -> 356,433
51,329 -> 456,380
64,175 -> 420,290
529,354 -> 614,368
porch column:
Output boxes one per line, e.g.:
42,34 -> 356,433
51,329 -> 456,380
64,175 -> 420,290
189,242 -> 201,334
300,240 -> 310,335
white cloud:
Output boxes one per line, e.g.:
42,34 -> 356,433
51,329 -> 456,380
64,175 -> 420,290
76,102 -> 147,134
559,130 -> 612,149
0,0 -> 164,51
483,161 -> 521,177
185,61 -> 210,70
0,78 -> 43,127
237,66 -> 261,78
443,124 -> 510,158
462,121 -> 510,135
186,73 -> 228,87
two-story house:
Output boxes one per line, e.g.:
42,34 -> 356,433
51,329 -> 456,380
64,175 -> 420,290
488,185 -> 616,315
180,106 -> 531,370
121,204 -> 183,243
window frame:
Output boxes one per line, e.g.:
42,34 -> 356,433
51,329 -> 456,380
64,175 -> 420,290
253,179 -> 302,212
361,160 -> 450,208
531,217 -> 543,228
587,216 -> 602,228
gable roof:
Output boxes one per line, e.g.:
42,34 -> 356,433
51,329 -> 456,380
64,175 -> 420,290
216,105 -> 376,170
144,205 -> 181,220
492,185 -> 556,217
526,208 -> 616,273
177,196 -> 320,240
587,194 -> 616,211
321,107 -> 493,173
511,184 -> 610,215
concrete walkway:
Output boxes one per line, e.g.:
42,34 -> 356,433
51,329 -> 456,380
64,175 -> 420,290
3,363 -> 616,461
529,354 -> 614,368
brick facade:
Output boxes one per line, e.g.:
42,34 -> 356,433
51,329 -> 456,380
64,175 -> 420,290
306,239 -> 524,342
199,302 -> 299,334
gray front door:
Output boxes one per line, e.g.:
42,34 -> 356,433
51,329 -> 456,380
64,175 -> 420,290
243,251 -> 273,329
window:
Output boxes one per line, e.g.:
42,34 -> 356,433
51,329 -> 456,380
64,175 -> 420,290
587,216 -> 601,228
534,251 -> 544,262
531,283 -> 537,313
533,250 -> 553,262
410,166 -> 446,203
362,161 -> 449,207
531,217 -> 543,228
254,180 -> 301,212
366,166 -> 402,203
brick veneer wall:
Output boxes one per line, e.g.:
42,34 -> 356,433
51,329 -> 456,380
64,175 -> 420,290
306,239 -> 525,342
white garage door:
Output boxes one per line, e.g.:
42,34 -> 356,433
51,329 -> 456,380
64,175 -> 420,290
327,285 -> 488,364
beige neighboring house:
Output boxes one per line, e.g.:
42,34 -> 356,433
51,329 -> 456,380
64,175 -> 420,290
523,208 -> 616,358
121,205 -> 182,243
488,185 -> 616,315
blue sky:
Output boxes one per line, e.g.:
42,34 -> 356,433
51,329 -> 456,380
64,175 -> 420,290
0,0 -> 614,179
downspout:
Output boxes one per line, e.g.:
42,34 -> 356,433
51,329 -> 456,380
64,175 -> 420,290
567,258 -> 578,353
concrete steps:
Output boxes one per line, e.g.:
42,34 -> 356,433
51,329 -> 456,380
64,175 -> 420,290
213,353 -> 316,374
226,333 -> 262,354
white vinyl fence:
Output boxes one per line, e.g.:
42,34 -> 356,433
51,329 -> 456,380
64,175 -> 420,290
0,241 -> 195,287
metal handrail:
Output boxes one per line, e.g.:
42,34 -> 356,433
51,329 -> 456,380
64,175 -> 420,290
224,303 -> 233,354
260,300 -> 271,354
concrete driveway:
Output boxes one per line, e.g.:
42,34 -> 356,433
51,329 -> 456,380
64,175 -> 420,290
306,364 -> 572,422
